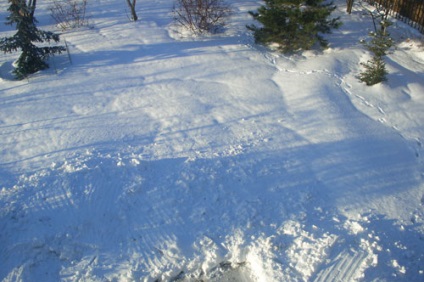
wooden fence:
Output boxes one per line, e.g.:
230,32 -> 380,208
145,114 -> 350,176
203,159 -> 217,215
365,0 -> 424,33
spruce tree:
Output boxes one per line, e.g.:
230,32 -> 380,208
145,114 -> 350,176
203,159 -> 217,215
359,55 -> 388,85
0,0 -> 65,79
359,18 -> 393,85
247,0 -> 342,53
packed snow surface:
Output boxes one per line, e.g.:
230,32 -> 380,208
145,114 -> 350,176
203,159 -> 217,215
1,0 -> 424,281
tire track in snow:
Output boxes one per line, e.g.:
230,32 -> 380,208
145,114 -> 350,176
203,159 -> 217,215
314,249 -> 370,282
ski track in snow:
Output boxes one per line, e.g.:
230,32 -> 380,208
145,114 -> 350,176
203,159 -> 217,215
1,0 -> 424,281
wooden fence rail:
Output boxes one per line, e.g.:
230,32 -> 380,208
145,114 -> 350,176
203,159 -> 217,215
364,0 -> 424,33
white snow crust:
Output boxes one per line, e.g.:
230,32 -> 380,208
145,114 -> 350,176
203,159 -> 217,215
1,0 -> 424,281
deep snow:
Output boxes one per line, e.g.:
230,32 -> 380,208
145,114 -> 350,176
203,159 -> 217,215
1,0 -> 424,281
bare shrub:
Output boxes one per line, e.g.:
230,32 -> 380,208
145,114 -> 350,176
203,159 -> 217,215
49,0 -> 89,30
173,0 -> 232,34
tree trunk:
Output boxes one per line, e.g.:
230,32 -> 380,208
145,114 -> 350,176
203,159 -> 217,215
126,0 -> 138,21
346,0 -> 354,14
28,0 -> 36,18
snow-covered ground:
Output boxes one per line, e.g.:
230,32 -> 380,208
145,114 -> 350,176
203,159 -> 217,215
1,0 -> 424,281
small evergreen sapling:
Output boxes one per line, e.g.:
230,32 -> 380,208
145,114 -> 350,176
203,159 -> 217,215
247,0 -> 342,53
359,54 -> 388,85
359,18 -> 393,85
0,0 -> 65,79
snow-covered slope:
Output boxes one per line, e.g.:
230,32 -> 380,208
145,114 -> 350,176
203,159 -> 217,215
1,0 -> 424,281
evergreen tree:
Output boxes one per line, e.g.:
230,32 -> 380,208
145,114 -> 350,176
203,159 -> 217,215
359,55 -> 388,85
0,0 -> 65,79
247,0 -> 342,53
359,18 -> 393,85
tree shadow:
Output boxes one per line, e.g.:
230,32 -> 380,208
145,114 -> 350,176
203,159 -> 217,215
0,128 -> 422,280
